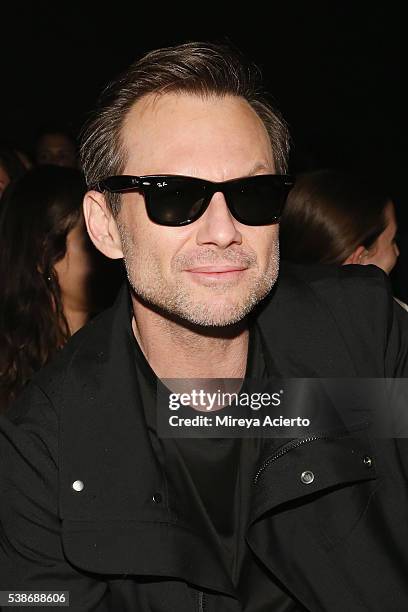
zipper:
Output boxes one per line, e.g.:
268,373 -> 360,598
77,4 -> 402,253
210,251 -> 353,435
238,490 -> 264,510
254,435 -> 326,484
197,591 -> 205,612
253,423 -> 369,485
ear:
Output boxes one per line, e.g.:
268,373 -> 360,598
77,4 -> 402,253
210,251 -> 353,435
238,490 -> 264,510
83,191 -> 123,259
343,245 -> 368,265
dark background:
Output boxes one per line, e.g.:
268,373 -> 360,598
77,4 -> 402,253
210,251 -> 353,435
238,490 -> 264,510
1,3 -> 406,298
1,4 -> 406,211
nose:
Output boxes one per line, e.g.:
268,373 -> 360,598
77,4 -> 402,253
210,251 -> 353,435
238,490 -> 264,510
394,243 -> 400,258
195,192 -> 242,248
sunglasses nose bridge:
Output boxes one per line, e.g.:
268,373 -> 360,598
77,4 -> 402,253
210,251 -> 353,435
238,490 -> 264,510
202,184 -> 235,217
214,185 -> 237,221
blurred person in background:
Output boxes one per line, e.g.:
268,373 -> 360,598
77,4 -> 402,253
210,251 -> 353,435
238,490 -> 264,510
279,169 -> 405,308
0,165 -> 95,411
35,125 -> 77,168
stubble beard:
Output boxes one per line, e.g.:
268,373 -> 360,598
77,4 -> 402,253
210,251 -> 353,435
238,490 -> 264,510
118,224 -> 279,327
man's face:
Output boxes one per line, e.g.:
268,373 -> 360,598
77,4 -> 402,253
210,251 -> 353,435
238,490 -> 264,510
36,133 -> 77,168
116,92 -> 280,327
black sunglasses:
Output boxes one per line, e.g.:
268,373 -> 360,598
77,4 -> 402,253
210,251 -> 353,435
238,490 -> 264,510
91,174 -> 294,227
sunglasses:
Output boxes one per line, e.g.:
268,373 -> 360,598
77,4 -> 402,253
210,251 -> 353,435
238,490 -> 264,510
92,174 -> 294,227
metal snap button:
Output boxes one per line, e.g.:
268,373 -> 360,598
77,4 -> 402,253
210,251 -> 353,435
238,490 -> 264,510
363,456 -> 373,467
72,480 -> 84,492
152,492 -> 162,503
300,470 -> 315,485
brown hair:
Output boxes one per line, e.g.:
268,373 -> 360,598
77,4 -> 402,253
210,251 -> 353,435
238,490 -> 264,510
279,169 -> 388,264
80,41 -> 290,215
0,166 -> 86,411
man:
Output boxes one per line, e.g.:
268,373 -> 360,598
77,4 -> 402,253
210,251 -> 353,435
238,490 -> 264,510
1,42 -> 408,612
35,127 -> 77,168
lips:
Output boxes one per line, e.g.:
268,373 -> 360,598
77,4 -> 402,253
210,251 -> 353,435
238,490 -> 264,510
186,266 -> 247,273
184,266 -> 248,283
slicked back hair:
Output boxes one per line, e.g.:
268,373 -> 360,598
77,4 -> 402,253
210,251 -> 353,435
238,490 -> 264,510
80,42 -> 290,216
279,169 -> 389,265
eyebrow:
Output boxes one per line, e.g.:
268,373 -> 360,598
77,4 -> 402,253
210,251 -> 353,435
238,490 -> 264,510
247,162 -> 274,176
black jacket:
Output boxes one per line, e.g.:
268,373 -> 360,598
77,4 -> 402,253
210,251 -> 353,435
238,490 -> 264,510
1,264 -> 408,611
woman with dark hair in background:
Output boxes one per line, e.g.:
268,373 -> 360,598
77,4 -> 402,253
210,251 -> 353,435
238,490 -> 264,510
280,168 -> 401,272
280,168 -> 406,311
0,165 -> 96,411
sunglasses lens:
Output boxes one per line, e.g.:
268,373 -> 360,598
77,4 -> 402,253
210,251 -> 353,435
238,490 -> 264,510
227,176 -> 289,225
145,178 -> 207,226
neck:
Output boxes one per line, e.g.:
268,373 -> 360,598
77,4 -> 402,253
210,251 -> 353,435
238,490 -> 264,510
63,298 -> 90,335
131,294 -> 249,379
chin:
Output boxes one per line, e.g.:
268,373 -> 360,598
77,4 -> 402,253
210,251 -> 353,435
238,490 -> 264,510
171,297 -> 262,328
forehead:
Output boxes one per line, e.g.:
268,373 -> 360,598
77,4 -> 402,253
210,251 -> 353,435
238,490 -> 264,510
120,92 -> 274,177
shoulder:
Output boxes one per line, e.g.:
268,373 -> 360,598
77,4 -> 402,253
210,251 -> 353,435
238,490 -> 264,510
2,304 -> 115,425
272,262 -> 393,321
256,262 -> 408,376
1,281 -> 127,439
279,261 -> 390,297
1,283 -> 131,438
259,262 -> 392,319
